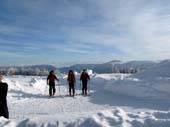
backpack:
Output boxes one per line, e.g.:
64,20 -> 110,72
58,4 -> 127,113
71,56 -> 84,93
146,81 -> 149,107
68,73 -> 75,82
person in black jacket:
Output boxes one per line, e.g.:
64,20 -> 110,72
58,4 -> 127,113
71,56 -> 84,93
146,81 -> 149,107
80,69 -> 90,95
47,70 -> 59,97
0,74 -> 9,119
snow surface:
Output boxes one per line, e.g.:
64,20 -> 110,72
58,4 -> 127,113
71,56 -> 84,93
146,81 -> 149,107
133,60 -> 170,80
1,69 -> 170,126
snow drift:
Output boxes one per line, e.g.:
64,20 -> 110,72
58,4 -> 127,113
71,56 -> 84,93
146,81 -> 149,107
133,60 -> 170,80
104,60 -> 170,100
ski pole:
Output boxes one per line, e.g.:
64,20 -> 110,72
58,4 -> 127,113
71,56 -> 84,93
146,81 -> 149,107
58,80 -> 60,96
75,82 -> 77,96
80,80 -> 82,95
67,82 -> 69,96
88,80 -> 90,95
44,84 -> 47,95
80,81 -> 81,91
44,80 -> 49,95
80,80 -> 82,89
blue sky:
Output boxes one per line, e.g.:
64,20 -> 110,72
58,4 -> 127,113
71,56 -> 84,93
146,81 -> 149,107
0,0 -> 170,66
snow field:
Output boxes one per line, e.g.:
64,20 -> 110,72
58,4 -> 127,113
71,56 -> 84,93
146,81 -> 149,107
1,70 -> 170,126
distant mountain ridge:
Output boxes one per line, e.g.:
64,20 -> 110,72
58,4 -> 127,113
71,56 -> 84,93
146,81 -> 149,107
0,64 -> 57,71
0,64 -> 57,75
0,60 -> 159,75
59,60 -> 157,73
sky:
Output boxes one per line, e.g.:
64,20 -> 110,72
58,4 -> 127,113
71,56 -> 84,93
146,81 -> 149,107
0,0 -> 170,66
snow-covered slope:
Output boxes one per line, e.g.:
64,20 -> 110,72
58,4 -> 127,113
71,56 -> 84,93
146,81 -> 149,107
1,72 -> 170,127
104,60 -> 170,100
133,60 -> 170,80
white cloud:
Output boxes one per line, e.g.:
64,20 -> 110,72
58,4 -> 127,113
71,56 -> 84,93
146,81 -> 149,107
1,0 -> 170,65
67,0 -> 170,60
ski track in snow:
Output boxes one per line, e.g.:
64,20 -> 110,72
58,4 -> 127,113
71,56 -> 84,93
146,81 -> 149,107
1,74 -> 170,127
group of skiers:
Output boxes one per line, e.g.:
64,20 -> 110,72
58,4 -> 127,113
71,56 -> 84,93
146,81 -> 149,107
0,69 -> 90,119
47,69 -> 90,97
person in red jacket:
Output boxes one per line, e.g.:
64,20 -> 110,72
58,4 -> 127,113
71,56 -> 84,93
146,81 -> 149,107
0,73 -> 9,119
47,70 -> 59,97
80,69 -> 90,95
67,70 -> 76,97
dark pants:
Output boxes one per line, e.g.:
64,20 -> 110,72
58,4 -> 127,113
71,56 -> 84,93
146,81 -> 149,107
49,83 -> 56,96
69,83 -> 75,96
82,80 -> 87,95
0,102 -> 9,119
